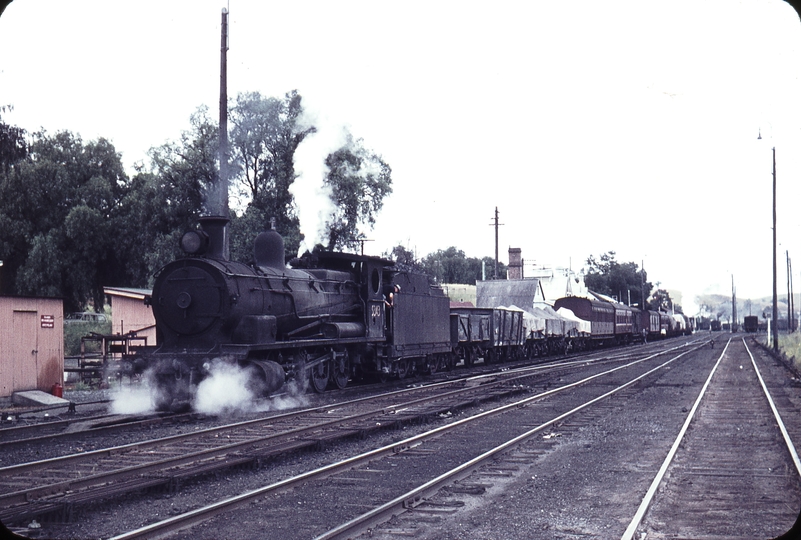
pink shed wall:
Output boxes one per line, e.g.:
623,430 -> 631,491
0,296 -> 64,397
105,290 -> 156,346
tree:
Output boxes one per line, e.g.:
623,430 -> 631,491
322,133 -> 392,251
650,288 -> 679,313
228,90 -> 315,260
0,106 -> 26,175
0,110 -> 29,295
6,130 -> 130,310
584,251 -> 652,308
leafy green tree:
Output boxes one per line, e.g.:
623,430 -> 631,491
584,251 -> 652,308
0,110 -> 29,295
228,90 -> 314,260
0,106 -> 26,175
384,244 -> 422,272
322,133 -> 392,251
477,256 -> 507,281
650,288 -> 679,313
7,130 -> 130,310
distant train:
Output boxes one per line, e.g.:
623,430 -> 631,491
743,315 -> 759,333
131,217 -> 690,411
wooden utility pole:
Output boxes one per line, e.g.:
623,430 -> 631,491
787,252 -> 794,332
489,207 -> 503,279
772,147 -> 778,351
217,7 -> 230,259
731,274 -> 737,332
219,8 -> 230,220
789,259 -> 795,332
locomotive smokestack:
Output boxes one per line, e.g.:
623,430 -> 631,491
199,216 -> 230,260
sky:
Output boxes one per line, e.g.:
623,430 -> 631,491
2,0 -> 801,315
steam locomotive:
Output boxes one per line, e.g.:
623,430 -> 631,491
134,217 -> 690,411
136,217 -> 452,411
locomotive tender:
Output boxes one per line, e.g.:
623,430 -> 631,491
136,217 -> 691,411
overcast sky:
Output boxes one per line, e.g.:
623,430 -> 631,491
2,0 -> 801,313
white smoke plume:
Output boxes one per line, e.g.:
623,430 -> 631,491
193,358 -> 308,415
109,382 -> 156,415
291,105 -> 349,255
108,361 -> 308,416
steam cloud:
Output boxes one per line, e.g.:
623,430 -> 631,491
108,360 -> 308,416
291,106 -> 349,255
194,359 -> 308,415
109,382 -> 156,415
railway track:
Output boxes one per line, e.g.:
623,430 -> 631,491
0,348 -> 634,526
0,342 -> 654,459
623,337 -> 801,539
101,340 -> 706,540
0,341 -> 697,534
0,412 -> 201,453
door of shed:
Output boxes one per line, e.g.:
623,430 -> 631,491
11,310 -> 38,393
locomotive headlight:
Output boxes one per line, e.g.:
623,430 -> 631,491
180,230 -> 209,255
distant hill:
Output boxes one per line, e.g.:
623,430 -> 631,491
695,292 -> 794,322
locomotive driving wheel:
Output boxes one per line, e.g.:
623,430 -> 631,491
331,349 -> 350,390
309,354 -> 330,393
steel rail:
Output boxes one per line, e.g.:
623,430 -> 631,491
0,352 -> 614,515
620,337 -> 731,540
316,345 -> 699,540
0,340 -> 676,480
108,343 -> 701,540
622,337 -> 801,540
743,337 -> 801,476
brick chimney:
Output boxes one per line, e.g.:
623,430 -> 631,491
508,247 -> 522,280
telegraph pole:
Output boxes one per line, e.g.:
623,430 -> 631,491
219,8 -> 230,220
216,7 -> 230,260
731,274 -> 737,332
787,252 -> 794,332
641,260 -> 646,309
489,207 -> 504,279
788,259 -> 795,332
772,147 -> 778,352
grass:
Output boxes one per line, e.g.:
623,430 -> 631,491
64,320 -> 112,357
778,332 -> 801,371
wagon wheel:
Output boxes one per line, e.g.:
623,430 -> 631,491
309,357 -> 330,393
484,349 -> 496,364
396,358 -> 410,379
331,349 -> 350,390
463,348 -> 475,367
426,355 -> 440,375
